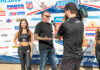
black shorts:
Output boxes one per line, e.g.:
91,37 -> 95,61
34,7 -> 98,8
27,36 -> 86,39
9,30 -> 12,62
60,57 -> 82,70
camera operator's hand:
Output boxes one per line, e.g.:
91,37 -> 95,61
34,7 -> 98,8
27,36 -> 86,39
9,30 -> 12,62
53,34 -> 56,38
53,34 -> 61,42
62,15 -> 68,23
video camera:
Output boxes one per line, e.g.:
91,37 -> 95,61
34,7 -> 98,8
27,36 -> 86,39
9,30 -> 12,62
76,0 -> 88,20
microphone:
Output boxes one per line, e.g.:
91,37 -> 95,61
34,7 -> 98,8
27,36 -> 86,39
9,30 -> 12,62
51,20 -> 56,27
51,20 -> 61,41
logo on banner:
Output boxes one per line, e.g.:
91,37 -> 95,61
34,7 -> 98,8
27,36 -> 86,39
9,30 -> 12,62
83,0 -> 100,2
7,4 -> 24,10
55,0 -> 78,10
15,26 -> 19,30
1,34 -> 8,37
0,8 -> 6,16
16,18 -> 26,22
4,40 -> 11,42
0,28 -> 12,30
29,26 -> 35,29
85,22 -> 99,31
39,2 -> 47,8
85,33 -> 95,36
0,0 -> 21,3
54,17 -> 63,23
6,18 -> 12,23
9,11 -> 25,16
0,20 -> 3,25
26,1 -> 33,10
0,46 -> 9,49
31,18 -> 41,21
13,46 -> 18,48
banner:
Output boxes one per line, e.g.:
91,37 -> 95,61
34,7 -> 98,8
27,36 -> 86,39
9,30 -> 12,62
0,0 -> 100,67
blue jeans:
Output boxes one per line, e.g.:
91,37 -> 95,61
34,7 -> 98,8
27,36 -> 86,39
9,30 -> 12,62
40,48 -> 57,70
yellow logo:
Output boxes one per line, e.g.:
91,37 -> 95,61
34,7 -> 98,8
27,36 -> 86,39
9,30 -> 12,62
0,8 -> 4,11
0,7 -> 5,16
85,21 -> 99,31
16,18 -> 26,22
87,21 -> 99,27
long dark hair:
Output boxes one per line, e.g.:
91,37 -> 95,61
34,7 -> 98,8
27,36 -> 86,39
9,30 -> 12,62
18,19 -> 30,41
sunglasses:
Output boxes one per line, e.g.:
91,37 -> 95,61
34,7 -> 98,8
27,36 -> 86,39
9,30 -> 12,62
44,15 -> 51,18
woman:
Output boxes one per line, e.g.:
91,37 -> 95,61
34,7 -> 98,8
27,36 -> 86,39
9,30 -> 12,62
93,28 -> 100,69
13,19 -> 33,70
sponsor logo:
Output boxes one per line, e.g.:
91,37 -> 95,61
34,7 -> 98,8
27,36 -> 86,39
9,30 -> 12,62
87,16 -> 100,19
83,0 -> 100,2
9,11 -> 25,16
13,46 -> 18,48
14,26 -> 19,30
85,22 -> 99,31
54,17 -> 63,23
15,26 -> 35,30
55,0 -> 78,10
0,0 -> 21,3
0,20 -> 4,25
0,28 -> 12,30
85,33 -> 95,36
0,20 -> 3,24
16,18 -> 26,22
55,40 -> 63,45
0,7 -> 6,16
0,46 -> 9,49
1,34 -> 8,37
31,18 -> 41,21
29,26 -> 35,29
26,1 -> 33,10
6,18 -> 12,23
7,4 -> 24,10
4,40 -> 11,42
39,2 -> 47,8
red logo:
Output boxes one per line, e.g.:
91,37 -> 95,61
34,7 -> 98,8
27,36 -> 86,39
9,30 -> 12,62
0,8 -> 6,16
26,1 -> 33,10
85,22 -> 99,31
0,46 -> 9,49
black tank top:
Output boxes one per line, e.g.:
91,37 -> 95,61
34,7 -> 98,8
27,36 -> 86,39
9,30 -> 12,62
19,33 -> 30,42
97,31 -> 100,40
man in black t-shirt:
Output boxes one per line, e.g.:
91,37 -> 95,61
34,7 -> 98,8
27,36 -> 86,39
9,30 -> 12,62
55,2 -> 84,70
34,11 -> 57,70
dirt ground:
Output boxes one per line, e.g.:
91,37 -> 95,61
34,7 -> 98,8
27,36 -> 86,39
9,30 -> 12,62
0,64 -> 99,70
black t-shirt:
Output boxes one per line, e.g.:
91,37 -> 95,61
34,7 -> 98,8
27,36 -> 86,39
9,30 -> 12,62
34,21 -> 53,51
58,17 -> 84,57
